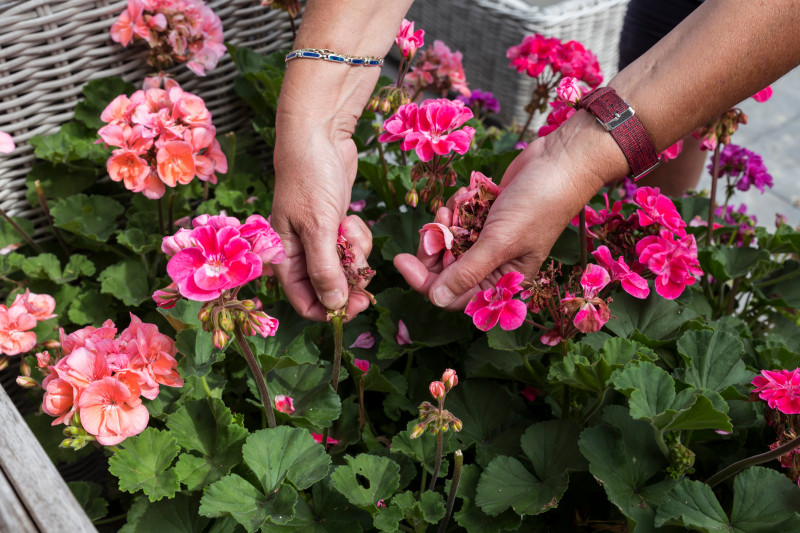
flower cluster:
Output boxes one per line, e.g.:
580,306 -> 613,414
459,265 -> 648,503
456,89 -> 500,116
0,290 -> 56,357
411,369 -> 462,439
419,171 -> 501,268
39,315 -> 182,447
507,34 -> 602,87
465,272 -> 527,331
752,369 -> 800,414
110,0 -> 225,76
692,108 -> 748,151
98,79 -> 227,199
405,40 -> 471,98
713,144 -> 773,193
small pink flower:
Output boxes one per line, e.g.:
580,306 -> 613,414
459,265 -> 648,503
752,86 -> 773,103
538,100 -> 576,137
0,131 -> 15,154
312,433 -> 339,447
441,369 -> 458,391
519,387 -> 539,402
591,246 -> 649,299
635,230 -> 702,300
350,332 -> 375,350
353,359 -> 370,374
107,150 -> 151,190
157,141 -> 196,187
11,290 -> 57,321
419,223 -> 454,256
464,272 -> 528,331
555,77 -> 583,104
42,378 -> 77,424
395,19 -> 425,59
429,381 -> 446,400
561,265 -> 612,333
0,304 -> 38,356
396,320 -> 413,345
349,199 -> 366,212
752,369 -> 800,414
274,394 -> 295,415
634,186 -> 687,237
659,140 -> 684,162
78,376 -> 149,445
377,499 -> 386,508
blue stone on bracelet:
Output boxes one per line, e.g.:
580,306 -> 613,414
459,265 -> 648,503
350,58 -> 364,65
329,55 -> 344,62
302,52 -> 320,58
286,52 -> 297,59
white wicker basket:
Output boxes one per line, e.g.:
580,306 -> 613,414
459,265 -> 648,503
405,0 -> 629,126
0,0 -> 300,221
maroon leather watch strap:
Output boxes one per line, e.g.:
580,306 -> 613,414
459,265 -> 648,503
579,87 -> 660,181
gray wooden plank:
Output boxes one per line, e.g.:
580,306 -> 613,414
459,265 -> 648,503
0,466 -> 37,533
0,385 -> 97,533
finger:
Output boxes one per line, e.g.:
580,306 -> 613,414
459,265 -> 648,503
299,222 -> 350,311
394,253 -> 479,310
342,214 -> 373,259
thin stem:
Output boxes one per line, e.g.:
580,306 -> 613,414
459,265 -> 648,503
167,193 -> 175,231
233,325 -> 276,428
34,180 -> 70,255
157,198 -> 165,236
323,315 -> 344,448
754,269 -> 800,289
288,13 -> 297,41
429,430 -> 444,491
706,434 -> 800,488
579,389 -> 608,425
0,206 -> 43,253
227,131 -> 237,177
516,107 -> 536,145
93,514 -> 127,526
706,143 -> 722,246
725,277 -> 741,315
201,376 -> 213,398
419,468 -> 427,497
523,318 -> 548,331
579,208 -> 587,269
358,379 -> 366,432
437,450 -> 463,533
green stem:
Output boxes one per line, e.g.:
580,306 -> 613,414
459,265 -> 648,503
0,206 -> 43,253
521,355 -> 546,389
655,430 -> 669,458
167,193 -> 175,231
725,277 -> 741,315
201,376 -> 213,398
706,143 -> 722,247
323,315 -> 344,448
560,341 -> 570,418
429,430 -> 444,491
706,434 -> 800,488
157,197 -> 165,236
754,269 -> 800,289
419,468 -> 427,497
437,450 -> 463,533
93,513 -> 127,526
34,180 -> 70,255
404,352 -> 415,382
579,389 -> 608,425
227,131 -> 237,176
233,325 -> 276,428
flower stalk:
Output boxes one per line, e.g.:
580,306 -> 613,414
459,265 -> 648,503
322,313 -> 344,448
437,450 -> 463,533
706,143 -> 722,246
233,324 -> 276,428
0,205 -> 43,254
706,433 -> 800,488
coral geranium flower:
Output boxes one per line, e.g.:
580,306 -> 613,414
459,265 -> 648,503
157,140 -> 196,187
0,304 -> 38,356
78,376 -> 149,445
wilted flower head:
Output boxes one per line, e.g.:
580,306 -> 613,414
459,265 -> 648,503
349,332 -> 375,350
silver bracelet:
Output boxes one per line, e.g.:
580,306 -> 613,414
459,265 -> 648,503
285,48 -> 384,67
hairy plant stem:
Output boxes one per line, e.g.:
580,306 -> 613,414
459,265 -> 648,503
437,450 -> 463,533
429,399 -> 445,491
706,433 -> 800,488
201,376 -> 214,398
233,325 -> 276,428
560,341 -> 570,418
579,389 -> 608,425
705,143 -> 722,247
0,206 -> 43,253
34,180 -> 70,255
579,208 -> 587,269
322,315 -> 344,448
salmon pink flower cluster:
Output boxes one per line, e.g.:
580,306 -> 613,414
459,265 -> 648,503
405,40 -> 471,98
110,0 -> 225,76
0,290 -> 56,357
40,315 -> 182,446
507,34 -> 602,87
98,80 -> 227,199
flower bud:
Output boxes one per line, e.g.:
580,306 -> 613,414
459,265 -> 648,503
0,356 -> 7,372
198,306 -> 212,323
19,360 -> 31,377
274,394 -> 295,415
429,381 -> 446,400
451,417 -> 463,432
430,197 -> 444,214
410,422 -> 427,439
249,310 -> 279,337
405,189 -> 419,208
441,369 -> 458,391
444,168 -> 457,187
353,358 -> 370,374
43,340 -> 61,349
16,376 -> 37,388
380,98 -> 392,114
152,284 -> 181,309
212,329 -> 229,350
35,351 -> 51,369
367,96 -> 380,112
219,309 -> 235,333
241,299 -> 257,311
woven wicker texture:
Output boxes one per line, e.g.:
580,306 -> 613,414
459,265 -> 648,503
405,0 -> 629,126
0,0 -> 299,221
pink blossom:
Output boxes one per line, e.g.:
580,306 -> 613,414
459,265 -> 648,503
396,320 -> 413,345
555,77 -> 584,104
53,347 -> 112,392
353,359 -> 370,374
591,246 -> 649,299
349,199 -> 366,212
78,377 -> 149,446
0,131 -> 15,154
312,433 -> 339,447
121,314 -> 183,395
519,387 -> 539,402
405,40 -> 470,97
429,381 -> 446,400
441,369 -> 458,391
245,311 -> 279,338
239,215 -> 286,266
560,265 -> 612,334
274,394 -> 295,415
635,230 -> 702,300
464,271 -> 528,331
507,35 -> 602,87
752,86 -> 773,103
659,140 -> 684,162
0,304 -> 38,356
377,500 -> 386,508
349,332 -> 375,350
419,223 -> 454,256
540,328 -> 562,346
161,228 -> 194,257
751,369 -> 800,414
11,290 -> 57,321
538,100 -> 576,137
633,186 -> 687,237
395,19 -> 425,59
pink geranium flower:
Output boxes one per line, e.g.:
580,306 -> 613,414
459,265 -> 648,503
636,230 -> 702,300
633,186 -> 687,237
465,271 -> 528,331
659,140 -> 684,162
752,86 -> 773,103
538,100 -> 576,137
405,40 -> 470,97
396,320 -> 413,345
0,131 -> 15,154
349,333 -> 375,350
274,395 -> 295,415
555,76 -> 584,104
11,289 -> 57,321
591,246 -> 649,299
78,377 -> 150,446
561,265 -> 612,333
752,369 -> 800,414
353,358 -> 370,374
0,304 -> 38,356
395,19 -> 424,59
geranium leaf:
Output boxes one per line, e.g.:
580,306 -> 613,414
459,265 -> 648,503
117,227 -> 162,253
486,321 -> 543,353
698,246 -> 769,282
465,336 -> 524,380
67,481 -> 108,521
0,215 -> 34,249
26,161 -> 99,205
391,420 -> 454,476
548,339 -> 653,393
674,330 -> 751,395
371,209 -> 433,261
108,428 -> 181,502
51,193 -> 125,242
266,363 -> 342,429
175,328 -> 223,376
119,493 -> 212,533
98,260 -> 151,306
21,253 -> 62,281
62,254 -> 95,281
373,504 -> 406,532
243,427 -> 331,493
28,122 -> 108,164
199,474 -> 297,532
655,467 -> 800,531
605,291 -> 697,342
67,285 -> 116,325
248,301 -> 319,370
578,406 -> 677,531
475,420 -> 586,516
75,77 -> 136,130
331,454 -> 401,508
444,381 -> 513,451
453,464 -> 522,533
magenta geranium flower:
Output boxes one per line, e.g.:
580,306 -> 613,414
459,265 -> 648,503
635,230 -> 702,300
561,264 -> 612,334
634,187 -> 687,237
592,246 -> 650,299
465,272 -> 527,331
713,144 -> 773,193
752,369 -> 800,414
395,19 -> 424,59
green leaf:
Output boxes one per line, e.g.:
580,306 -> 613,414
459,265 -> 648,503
21,253 -> 62,281
0,216 -> 34,248
266,363 -> 342,429
548,338 -> 655,393
578,406 -> 677,532
486,321 -> 543,353
166,399 -> 248,490
26,161 -> 99,204
475,420 -> 586,516
331,454 -> 401,508
248,301 -> 319,370
444,381 -> 512,452
28,122 -> 108,164
63,254 -> 95,281
698,246 -> 769,282
117,228 -> 162,253
108,428 -> 181,501
120,493 -> 214,533
51,194 -> 125,242
548,226 -> 581,264
200,475 -> 297,532
391,420 -> 454,476
373,505 -> 405,532
371,209 -> 434,261
655,467 -> 800,532
98,260 -> 151,306
244,427 -> 331,493
453,464 -> 522,533
68,286 -> 116,325
174,328 -> 220,377
674,330 -> 751,397
67,481 -> 108,521
75,77 -> 136,129
605,291 -> 697,342
465,336 -> 524,380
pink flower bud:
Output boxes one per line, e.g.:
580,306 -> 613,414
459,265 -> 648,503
249,311 -> 279,337
353,358 -> 370,374
152,283 -> 181,309
218,310 -> 235,333
35,351 -> 51,369
19,360 -> 31,377
396,320 -> 413,345
555,76 -> 582,104
429,381 -> 446,400
410,423 -> 427,439
212,329 -> 228,350
0,356 -> 8,372
377,499 -> 386,508
441,369 -> 458,391
405,189 -> 419,208
16,376 -> 37,388
43,340 -> 61,349
519,386 -> 539,402
274,394 -> 295,414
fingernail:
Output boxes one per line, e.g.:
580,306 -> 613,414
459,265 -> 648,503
432,286 -> 455,308
319,289 -> 345,310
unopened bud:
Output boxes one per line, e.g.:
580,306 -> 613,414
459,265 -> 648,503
16,376 -> 37,388
43,340 -> 61,349
451,417 -> 463,432
241,299 -> 257,311
405,189 -> 419,208
20,360 -> 31,377
219,310 -> 235,333
430,197 -> 444,213
441,369 -> 458,391
444,168 -> 457,187
410,422 -> 427,439
367,95 -> 380,112
213,329 -> 229,350
380,98 -> 392,114
429,381 -> 446,400
60,438 -> 74,449
198,306 -> 212,323
36,351 -> 51,369
0,356 -> 7,372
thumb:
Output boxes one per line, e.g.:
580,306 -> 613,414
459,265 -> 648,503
302,224 -> 349,311
428,238 -> 510,308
